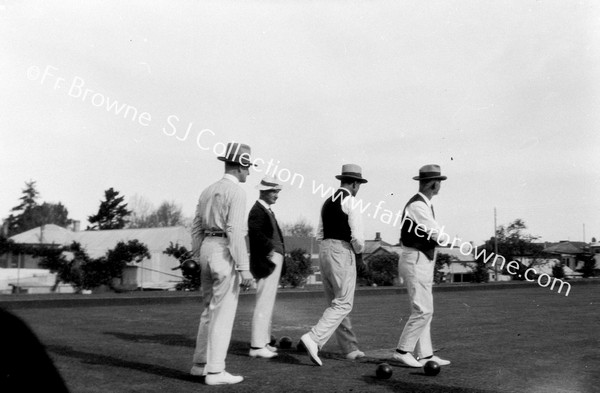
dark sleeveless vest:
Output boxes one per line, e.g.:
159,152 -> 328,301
321,189 -> 352,243
400,194 -> 437,260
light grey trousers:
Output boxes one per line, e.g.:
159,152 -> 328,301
192,237 -> 240,373
251,252 -> 284,348
309,239 -> 360,355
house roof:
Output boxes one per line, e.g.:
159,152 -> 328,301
363,239 -> 393,255
10,224 -> 75,245
11,225 -> 191,258
543,241 -> 586,255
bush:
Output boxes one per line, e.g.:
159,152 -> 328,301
366,254 -> 399,286
280,248 -> 313,288
552,263 -> 565,279
163,242 -> 199,291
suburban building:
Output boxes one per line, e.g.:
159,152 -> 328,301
4,224 -> 190,291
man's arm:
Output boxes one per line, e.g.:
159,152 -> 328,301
226,187 -> 250,271
316,214 -> 324,242
191,196 -> 205,259
342,195 -> 365,254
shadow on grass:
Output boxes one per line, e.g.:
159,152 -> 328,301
102,332 -> 305,366
46,344 -> 198,382
361,375 -> 501,393
104,331 -> 193,347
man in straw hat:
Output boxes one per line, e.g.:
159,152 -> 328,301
300,164 -> 368,366
189,142 -> 255,385
392,164 -> 451,368
247,176 -> 286,359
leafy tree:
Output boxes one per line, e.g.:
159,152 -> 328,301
163,242 -> 199,291
578,253 -> 596,278
280,248 -> 313,288
366,253 -> 399,286
552,263 -> 565,279
88,188 -> 132,230
3,181 -> 72,236
80,240 -> 150,290
435,253 -> 457,284
476,219 -> 545,279
282,218 -> 314,237
129,198 -> 184,228
37,242 -> 87,291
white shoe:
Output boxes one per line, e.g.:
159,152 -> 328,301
300,333 -> 322,366
266,344 -> 278,352
392,352 -> 422,368
205,371 -> 244,385
419,355 -> 451,366
190,365 -> 206,376
249,347 -> 278,359
346,350 -> 365,360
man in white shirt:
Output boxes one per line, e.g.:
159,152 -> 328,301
301,164 -> 367,366
393,164 -> 451,368
189,142 -> 254,385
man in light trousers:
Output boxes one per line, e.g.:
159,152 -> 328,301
248,176 -> 285,359
189,142 -> 254,385
393,164 -> 451,368
301,164 -> 368,366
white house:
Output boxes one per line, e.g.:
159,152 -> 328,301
5,224 -> 191,291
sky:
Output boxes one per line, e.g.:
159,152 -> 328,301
1,0 -> 599,246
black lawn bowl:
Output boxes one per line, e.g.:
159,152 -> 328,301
375,363 -> 393,379
423,360 -> 441,376
278,336 -> 293,349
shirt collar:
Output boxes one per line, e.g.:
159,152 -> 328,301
223,174 -> 239,184
417,192 -> 432,207
257,199 -> 271,210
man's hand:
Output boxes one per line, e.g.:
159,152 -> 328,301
239,270 -> 254,291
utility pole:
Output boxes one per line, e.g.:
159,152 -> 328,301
494,207 -> 498,281
583,223 -> 586,243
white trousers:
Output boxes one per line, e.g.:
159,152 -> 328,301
397,248 -> 434,358
309,239 -> 360,355
192,237 -> 240,373
250,252 -> 284,348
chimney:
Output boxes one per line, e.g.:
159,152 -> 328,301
375,232 -> 381,241
72,220 -> 81,232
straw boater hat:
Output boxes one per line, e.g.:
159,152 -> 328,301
335,164 -> 368,183
413,164 -> 447,181
256,176 -> 283,191
217,142 -> 254,166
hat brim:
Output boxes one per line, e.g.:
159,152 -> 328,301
257,185 -> 283,191
336,175 -> 368,183
413,175 -> 447,181
217,156 -> 256,167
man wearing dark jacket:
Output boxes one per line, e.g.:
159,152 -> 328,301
248,176 -> 285,359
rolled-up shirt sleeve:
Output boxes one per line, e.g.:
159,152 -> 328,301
191,198 -> 205,259
342,195 -> 365,254
226,187 -> 250,271
316,215 -> 324,242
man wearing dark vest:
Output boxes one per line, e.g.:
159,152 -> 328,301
301,164 -> 367,366
393,164 -> 451,368
248,176 -> 285,359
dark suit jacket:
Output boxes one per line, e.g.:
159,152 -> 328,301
248,201 -> 285,280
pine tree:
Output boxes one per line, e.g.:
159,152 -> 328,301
87,188 -> 132,230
